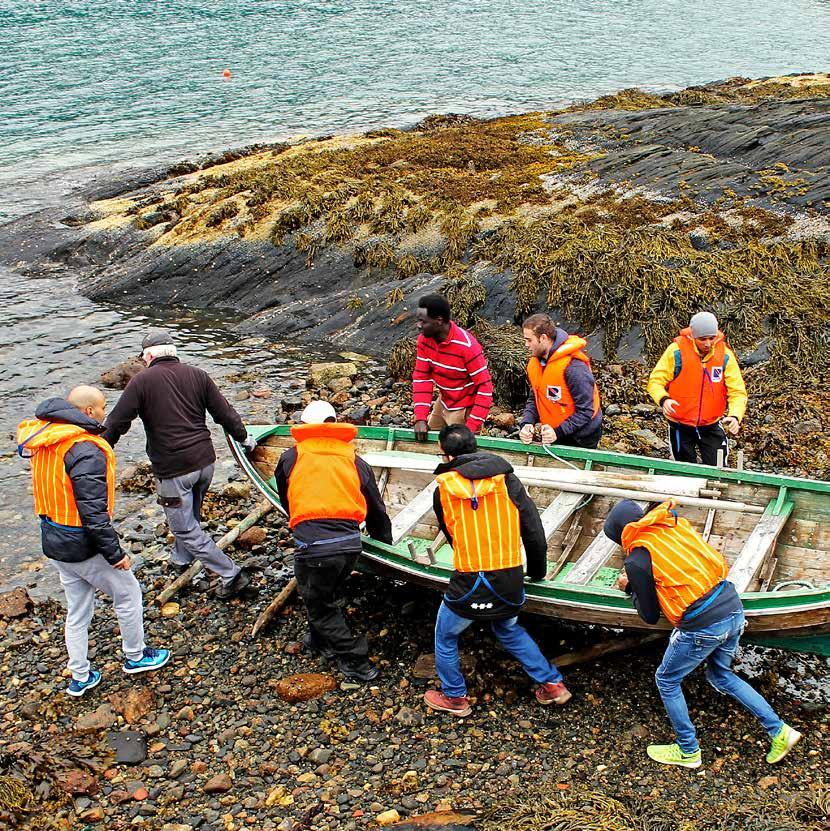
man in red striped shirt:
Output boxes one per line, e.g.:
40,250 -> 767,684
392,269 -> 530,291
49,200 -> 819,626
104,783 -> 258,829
412,294 -> 494,441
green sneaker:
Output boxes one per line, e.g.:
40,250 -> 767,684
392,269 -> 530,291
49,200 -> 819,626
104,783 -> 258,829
766,724 -> 802,764
646,743 -> 702,769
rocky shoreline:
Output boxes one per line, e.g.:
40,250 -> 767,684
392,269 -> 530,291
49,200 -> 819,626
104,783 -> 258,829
1,73 -> 828,476
1,73 -> 830,830
2,364 -> 829,831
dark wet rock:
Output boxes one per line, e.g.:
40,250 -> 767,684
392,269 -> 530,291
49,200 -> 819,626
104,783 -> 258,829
100,357 -> 145,390
108,730 -> 148,765
792,418 -> 822,435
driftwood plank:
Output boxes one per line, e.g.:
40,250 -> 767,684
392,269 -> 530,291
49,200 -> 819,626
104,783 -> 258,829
391,481 -> 439,544
565,500 -> 648,585
729,501 -> 794,593
539,492 -> 584,540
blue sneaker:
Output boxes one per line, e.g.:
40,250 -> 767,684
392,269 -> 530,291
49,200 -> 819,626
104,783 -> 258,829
123,647 -> 171,675
67,669 -> 102,697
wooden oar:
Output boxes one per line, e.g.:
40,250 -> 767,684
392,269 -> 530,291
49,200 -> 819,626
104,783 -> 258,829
551,632 -> 667,668
156,499 -> 274,605
251,576 -> 299,638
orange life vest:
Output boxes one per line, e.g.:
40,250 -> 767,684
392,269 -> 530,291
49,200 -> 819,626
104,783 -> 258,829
286,422 -> 367,529
436,470 -> 522,572
621,500 -> 728,626
527,336 -> 601,429
16,419 -> 116,526
666,328 -> 728,427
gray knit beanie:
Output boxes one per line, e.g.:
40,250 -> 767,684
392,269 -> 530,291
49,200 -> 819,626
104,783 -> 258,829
689,312 -> 718,338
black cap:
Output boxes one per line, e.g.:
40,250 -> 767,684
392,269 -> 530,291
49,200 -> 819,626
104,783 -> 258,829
141,329 -> 174,350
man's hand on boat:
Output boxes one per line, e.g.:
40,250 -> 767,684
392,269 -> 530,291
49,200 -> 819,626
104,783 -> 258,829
722,416 -> 740,435
615,571 -> 629,592
242,435 -> 258,455
540,424 -> 557,445
414,419 -> 429,442
519,424 -> 534,444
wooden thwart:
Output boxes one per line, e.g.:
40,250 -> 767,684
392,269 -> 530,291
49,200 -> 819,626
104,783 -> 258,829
539,492 -> 584,540
729,500 -> 794,593
391,481 -> 438,544
565,501 -> 649,585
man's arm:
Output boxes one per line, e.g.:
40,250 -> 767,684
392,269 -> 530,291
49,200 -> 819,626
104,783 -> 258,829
102,381 -> 141,448
519,383 -> 539,427
623,548 -> 661,624
724,349 -> 748,422
274,449 -> 296,516
646,345 -> 679,408
356,457 -> 392,544
204,373 -> 247,442
557,361 -> 598,438
464,350 -> 493,434
432,487 -> 453,547
64,443 -> 124,567
506,473 -> 547,579
411,339 -> 434,426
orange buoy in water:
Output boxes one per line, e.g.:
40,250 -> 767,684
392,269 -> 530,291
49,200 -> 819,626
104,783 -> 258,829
222,68 -> 232,78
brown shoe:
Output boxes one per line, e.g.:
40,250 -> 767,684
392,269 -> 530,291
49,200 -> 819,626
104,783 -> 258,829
535,681 -> 572,706
424,689 -> 472,717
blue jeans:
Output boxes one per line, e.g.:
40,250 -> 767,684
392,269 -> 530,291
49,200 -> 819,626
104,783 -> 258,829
434,601 -> 562,698
655,610 -> 783,753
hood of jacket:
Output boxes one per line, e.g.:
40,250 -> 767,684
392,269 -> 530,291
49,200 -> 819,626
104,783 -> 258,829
603,498 -> 647,545
434,452 -> 514,498
17,398 -> 104,453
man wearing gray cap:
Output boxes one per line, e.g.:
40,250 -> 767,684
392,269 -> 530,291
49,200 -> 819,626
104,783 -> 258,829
647,312 -> 747,466
103,330 -> 256,599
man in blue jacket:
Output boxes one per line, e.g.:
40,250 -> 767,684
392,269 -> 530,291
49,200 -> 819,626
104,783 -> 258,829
17,386 -> 169,697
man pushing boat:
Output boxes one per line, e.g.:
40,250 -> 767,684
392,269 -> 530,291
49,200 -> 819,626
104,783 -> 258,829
424,424 -> 572,717
606,498 -> 802,768
275,400 -> 392,683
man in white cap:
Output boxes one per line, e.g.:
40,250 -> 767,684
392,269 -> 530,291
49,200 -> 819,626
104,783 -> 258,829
274,401 -> 392,682
647,312 -> 747,466
104,329 -> 256,600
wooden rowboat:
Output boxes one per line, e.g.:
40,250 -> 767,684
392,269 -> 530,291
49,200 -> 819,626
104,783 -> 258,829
230,426 -> 830,656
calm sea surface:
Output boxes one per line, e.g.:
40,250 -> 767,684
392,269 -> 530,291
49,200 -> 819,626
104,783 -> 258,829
1,1 -> 829,595
2,0 -> 830,220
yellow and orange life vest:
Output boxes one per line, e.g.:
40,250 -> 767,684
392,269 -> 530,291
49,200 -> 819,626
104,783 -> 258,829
436,470 -> 522,572
527,336 -> 601,429
621,500 -> 728,626
286,422 -> 367,528
666,328 -> 728,427
16,420 -> 116,526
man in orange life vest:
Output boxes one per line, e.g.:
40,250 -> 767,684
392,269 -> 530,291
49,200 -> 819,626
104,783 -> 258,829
275,400 -> 392,683
605,499 -> 801,768
647,311 -> 747,466
16,387 -> 170,698
519,314 -> 602,449
424,424 -> 572,717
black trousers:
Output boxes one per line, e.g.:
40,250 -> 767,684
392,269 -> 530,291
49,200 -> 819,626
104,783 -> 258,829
669,422 -> 728,466
557,421 -> 603,450
293,552 -> 368,669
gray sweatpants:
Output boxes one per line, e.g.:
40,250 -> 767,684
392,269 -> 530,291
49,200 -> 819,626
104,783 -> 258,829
156,465 -> 240,586
52,556 -> 146,681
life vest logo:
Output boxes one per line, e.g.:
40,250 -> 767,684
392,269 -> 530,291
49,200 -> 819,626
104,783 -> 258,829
711,367 -> 724,383
546,385 -> 562,402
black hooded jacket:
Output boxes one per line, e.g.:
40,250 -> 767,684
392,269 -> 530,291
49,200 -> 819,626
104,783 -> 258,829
433,452 -> 547,620
28,398 -> 124,566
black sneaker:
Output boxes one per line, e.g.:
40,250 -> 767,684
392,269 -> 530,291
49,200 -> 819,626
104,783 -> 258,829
338,661 -> 379,683
215,568 -> 251,600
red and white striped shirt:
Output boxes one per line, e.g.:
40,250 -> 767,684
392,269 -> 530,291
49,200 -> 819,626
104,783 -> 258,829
411,323 -> 493,432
